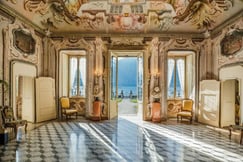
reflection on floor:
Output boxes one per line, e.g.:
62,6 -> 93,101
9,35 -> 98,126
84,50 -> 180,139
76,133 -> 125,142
0,117 -> 243,162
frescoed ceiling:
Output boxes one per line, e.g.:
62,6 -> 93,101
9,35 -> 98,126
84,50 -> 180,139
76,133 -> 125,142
0,0 -> 242,35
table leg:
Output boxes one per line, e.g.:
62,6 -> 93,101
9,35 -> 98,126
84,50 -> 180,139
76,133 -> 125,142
240,130 -> 243,145
229,125 -> 233,139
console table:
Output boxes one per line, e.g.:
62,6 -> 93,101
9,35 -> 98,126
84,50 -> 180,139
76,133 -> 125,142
92,101 -> 101,121
151,102 -> 161,122
229,125 -> 243,144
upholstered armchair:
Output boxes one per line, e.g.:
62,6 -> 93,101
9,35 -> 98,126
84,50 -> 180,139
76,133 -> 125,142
60,97 -> 78,119
177,99 -> 193,123
0,106 -> 27,138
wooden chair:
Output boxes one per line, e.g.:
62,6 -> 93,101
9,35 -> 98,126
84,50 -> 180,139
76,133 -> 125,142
177,99 -> 193,123
0,106 -> 27,138
60,97 -> 78,119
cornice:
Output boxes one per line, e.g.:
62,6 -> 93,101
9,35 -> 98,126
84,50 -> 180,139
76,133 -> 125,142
0,6 -> 14,23
211,9 -> 243,39
50,32 -> 205,39
0,3 -> 45,35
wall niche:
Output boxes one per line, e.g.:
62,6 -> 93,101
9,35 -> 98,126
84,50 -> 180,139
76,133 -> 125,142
13,29 -> 36,55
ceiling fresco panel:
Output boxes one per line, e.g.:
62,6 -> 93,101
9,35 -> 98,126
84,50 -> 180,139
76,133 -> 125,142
0,0 -> 242,35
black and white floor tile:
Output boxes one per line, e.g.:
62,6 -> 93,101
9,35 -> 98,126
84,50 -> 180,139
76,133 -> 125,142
0,117 -> 243,162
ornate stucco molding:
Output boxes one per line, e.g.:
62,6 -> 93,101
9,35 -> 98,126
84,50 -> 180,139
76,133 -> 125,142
0,13 -> 12,25
2,19 -> 41,105
149,37 -> 160,101
111,37 -> 144,46
51,37 -> 92,51
51,37 -> 95,118
146,37 -> 161,119
5,20 -> 41,65
93,38 -> 104,99
159,37 -> 200,120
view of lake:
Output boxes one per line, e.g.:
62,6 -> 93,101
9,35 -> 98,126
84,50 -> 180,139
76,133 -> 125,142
110,57 -> 140,98
114,86 -> 137,97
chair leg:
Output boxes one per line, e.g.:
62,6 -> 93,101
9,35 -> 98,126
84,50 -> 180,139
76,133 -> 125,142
25,123 -> 28,134
229,125 -> 233,140
177,115 -> 179,122
14,126 -> 18,138
240,130 -> 243,145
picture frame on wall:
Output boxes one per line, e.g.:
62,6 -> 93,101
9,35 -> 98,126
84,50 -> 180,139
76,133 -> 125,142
220,29 -> 243,56
13,29 -> 36,55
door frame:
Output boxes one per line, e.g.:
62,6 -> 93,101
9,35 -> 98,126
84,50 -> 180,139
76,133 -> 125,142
220,79 -> 237,127
11,61 -> 37,121
219,64 -> 243,126
108,50 -> 145,119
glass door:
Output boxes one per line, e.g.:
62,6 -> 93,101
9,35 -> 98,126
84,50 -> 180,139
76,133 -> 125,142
110,55 -> 118,119
137,54 -> 143,118
137,54 -> 143,102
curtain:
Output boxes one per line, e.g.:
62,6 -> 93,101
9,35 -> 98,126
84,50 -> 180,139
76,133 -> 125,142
167,59 -> 174,87
167,59 -> 174,97
70,57 -> 78,96
79,57 -> 86,97
177,59 -> 185,98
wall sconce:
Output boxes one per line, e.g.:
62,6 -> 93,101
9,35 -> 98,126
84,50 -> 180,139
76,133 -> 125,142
94,70 -> 103,84
95,70 -> 103,77
151,72 -> 160,79
124,13 -> 129,17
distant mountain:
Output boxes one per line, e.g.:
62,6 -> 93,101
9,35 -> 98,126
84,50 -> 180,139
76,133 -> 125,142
118,58 -> 137,86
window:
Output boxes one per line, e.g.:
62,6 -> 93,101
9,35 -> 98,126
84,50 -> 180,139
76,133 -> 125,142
167,57 -> 185,98
69,56 -> 86,97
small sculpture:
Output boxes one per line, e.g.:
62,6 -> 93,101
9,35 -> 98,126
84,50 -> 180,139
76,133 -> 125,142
151,86 -> 161,100
93,84 -> 103,99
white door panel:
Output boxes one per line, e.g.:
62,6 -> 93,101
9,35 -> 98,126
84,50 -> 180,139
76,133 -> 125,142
21,76 -> 35,122
109,55 -> 118,119
221,80 -> 235,127
199,80 -> 220,127
110,100 -> 117,119
36,77 -> 56,122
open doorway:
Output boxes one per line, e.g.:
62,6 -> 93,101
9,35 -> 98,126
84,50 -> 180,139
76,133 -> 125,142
117,57 -> 138,115
221,79 -> 241,127
219,65 -> 243,127
109,51 -> 143,119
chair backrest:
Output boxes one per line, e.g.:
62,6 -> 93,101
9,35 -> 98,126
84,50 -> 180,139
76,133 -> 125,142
60,97 -> 70,109
182,99 -> 193,112
0,106 -> 15,125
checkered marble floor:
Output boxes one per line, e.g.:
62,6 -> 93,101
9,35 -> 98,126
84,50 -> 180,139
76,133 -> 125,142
1,117 -> 243,162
